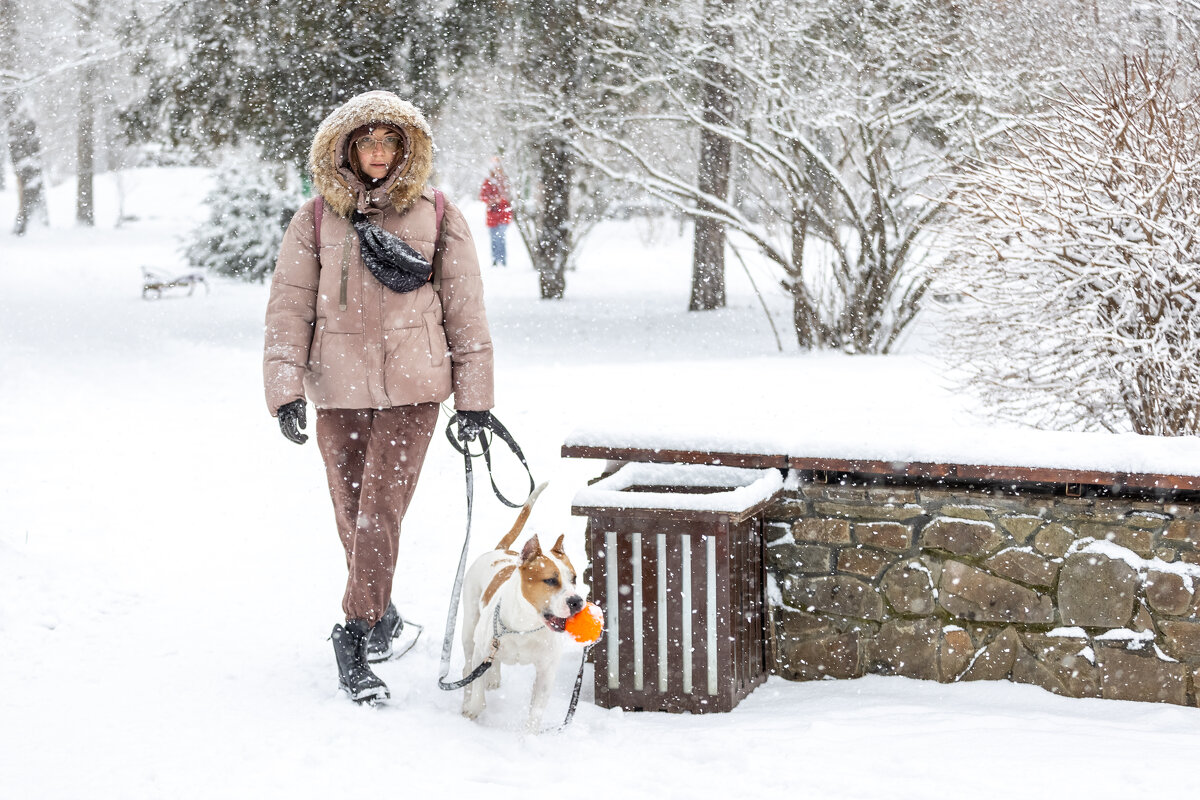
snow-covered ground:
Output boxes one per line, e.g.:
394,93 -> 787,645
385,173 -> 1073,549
2,169 -> 1199,799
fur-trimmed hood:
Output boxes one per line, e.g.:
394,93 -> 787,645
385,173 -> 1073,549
308,91 -> 434,218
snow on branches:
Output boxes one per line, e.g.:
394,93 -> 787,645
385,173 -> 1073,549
572,0 -> 1034,353
939,55 -> 1200,435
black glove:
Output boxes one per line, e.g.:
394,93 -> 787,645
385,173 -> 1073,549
277,399 -> 308,445
455,410 -> 491,443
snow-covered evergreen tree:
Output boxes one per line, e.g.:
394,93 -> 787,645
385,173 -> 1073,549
185,156 -> 302,283
124,0 -> 435,173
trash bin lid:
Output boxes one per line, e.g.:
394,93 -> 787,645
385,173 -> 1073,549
571,463 -> 783,523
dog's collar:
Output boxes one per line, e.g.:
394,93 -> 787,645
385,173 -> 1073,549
492,603 -> 546,639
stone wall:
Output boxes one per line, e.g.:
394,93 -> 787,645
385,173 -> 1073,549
765,476 -> 1200,706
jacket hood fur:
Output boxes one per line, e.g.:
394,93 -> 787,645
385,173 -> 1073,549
309,90 -> 434,218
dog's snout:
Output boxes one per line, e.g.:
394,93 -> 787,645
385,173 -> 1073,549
567,595 -> 584,615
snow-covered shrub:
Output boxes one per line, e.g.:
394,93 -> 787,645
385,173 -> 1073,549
939,56 -> 1200,435
185,156 -> 302,283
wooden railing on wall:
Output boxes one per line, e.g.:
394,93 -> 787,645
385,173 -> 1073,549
560,444 -> 1200,494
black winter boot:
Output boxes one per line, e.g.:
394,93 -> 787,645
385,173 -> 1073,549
331,620 -> 389,703
366,602 -> 404,663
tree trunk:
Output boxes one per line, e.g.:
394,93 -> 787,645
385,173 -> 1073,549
789,193 -> 822,349
536,136 -> 571,300
75,0 -> 99,226
792,284 -> 822,350
5,100 -> 48,235
690,128 -> 729,310
689,0 -> 735,311
76,76 -> 96,226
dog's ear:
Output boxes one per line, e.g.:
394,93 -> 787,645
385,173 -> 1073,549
520,535 -> 542,563
551,534 -> 567,557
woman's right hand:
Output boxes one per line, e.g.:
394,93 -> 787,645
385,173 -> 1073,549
277,399 -> 309,445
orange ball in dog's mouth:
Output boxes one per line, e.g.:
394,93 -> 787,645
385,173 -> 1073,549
564,602 -> 604,645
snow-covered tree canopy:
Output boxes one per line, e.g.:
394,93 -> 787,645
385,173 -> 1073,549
123,0 -> 435,172
569,0 -> 1034,351
939,55 -> 1200,436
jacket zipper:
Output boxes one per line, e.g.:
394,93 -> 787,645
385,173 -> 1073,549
339,225 -> 354,311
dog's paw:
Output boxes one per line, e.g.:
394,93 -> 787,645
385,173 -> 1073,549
485,668 -> 502,691
462,700 -> 484,720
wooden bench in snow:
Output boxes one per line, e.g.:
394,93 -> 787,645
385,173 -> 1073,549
141,267 -> 209,299
562,422 -> 1200,496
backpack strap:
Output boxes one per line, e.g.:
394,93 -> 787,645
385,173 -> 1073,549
432,189 -> 445,293
313,196 -> 324,251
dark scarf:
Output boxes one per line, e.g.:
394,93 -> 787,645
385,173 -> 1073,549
351,211 -> 432,294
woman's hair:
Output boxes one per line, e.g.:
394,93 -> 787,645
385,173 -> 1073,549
346,124 -> 405,185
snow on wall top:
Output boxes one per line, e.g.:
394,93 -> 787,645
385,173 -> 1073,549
572,463 -> 784,513
564,416 -> 1200,479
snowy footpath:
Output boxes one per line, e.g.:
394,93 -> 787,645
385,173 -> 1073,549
2,169 -> 1199,799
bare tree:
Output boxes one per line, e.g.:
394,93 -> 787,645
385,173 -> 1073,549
0,0 -> 49,235
939,55 -> 1200,435
575,0 -> 1174,352
499,0 -> 604,300
578,0 -> 989,352
441,0 -> 619,300
3,0 -> 155,232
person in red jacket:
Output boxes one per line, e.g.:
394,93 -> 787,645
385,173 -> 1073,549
479,158 -> 513,267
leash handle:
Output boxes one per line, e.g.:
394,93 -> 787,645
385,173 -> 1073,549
445,411 -> 535,509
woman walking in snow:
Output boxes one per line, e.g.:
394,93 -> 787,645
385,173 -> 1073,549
263,91 -> 494,703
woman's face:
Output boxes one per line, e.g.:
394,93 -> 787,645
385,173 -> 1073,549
351,126 -> 402,181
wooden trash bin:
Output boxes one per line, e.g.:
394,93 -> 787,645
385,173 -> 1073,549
572,464 -> 783,713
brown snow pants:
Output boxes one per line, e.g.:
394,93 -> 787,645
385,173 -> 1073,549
315,403 -> 440,626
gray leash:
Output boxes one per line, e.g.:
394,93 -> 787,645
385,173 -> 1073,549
559,644 -> 594,731
436,435 -> 480,690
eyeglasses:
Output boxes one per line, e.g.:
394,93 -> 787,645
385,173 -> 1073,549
354,134 -> 401,154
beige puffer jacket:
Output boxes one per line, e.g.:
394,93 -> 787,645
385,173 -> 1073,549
263,91 -> 494,415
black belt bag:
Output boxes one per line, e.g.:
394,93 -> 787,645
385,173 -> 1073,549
352,210 -> 432,294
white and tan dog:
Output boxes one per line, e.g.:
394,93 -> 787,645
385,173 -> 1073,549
460,482 -> 585,731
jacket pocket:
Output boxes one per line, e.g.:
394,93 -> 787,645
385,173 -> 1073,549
425,311 -> 448,367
